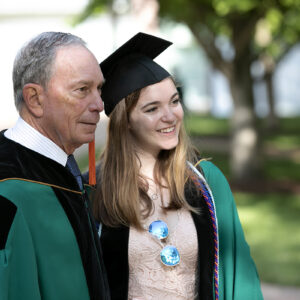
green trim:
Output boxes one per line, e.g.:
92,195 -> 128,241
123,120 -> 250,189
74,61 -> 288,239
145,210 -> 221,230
0,177 -> 82,194
0,179 -> 90,300
200,161 -> 263,300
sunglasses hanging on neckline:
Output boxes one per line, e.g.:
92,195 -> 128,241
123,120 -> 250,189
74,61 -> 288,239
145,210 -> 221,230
148,220 -> 180,266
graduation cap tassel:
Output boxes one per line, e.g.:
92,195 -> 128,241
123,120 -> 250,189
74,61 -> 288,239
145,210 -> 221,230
88,140 -> 96,186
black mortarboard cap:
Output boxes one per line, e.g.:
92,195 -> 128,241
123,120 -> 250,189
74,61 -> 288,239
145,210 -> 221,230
100,32 -> 172,115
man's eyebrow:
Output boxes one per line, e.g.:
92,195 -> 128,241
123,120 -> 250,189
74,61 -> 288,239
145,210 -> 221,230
99,78 -> 106,88
71,79 -> 105,88
73,80 -> 92,86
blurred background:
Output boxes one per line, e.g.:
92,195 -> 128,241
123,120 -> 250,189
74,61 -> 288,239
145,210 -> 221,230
1,1 -> 299,299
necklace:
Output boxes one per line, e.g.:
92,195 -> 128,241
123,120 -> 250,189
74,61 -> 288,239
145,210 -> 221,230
150,191 -> 159,200
144,210 -> 182,267
147,178 -> 160,201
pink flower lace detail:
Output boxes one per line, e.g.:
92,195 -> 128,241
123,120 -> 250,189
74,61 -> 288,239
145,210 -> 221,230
128,209 -> 198,300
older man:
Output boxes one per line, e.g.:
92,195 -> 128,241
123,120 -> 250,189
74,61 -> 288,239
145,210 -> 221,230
0,32 -> 110,300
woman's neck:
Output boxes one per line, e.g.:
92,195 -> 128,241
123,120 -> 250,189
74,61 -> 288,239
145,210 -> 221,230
137,151 -> 157,179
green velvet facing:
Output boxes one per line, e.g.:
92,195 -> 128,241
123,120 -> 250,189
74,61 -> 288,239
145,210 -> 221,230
0,179 -> 90,300
200,161 -> 263,300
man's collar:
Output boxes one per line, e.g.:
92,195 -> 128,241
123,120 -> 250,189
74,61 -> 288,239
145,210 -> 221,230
4,117 -> 68,166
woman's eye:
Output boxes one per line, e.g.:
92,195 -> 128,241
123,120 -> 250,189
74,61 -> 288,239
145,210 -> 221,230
172,98 -> 180,104
145,107 -> 157,113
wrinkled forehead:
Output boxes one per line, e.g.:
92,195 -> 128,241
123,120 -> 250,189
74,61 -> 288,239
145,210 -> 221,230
50,45 -> 100,80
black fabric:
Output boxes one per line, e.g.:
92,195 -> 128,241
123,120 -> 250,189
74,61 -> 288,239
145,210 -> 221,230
186,180 -> 215,300
0,131 -> 78,191
0,131 -> 110,300
100,32 -> 172,75
0,196 -> 17,250
99,178 -> 215,300
100,32 -> 172,116
101,226 -> 130,300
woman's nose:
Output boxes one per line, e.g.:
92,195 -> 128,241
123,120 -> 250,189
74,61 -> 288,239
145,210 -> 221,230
161,107 -> 176,122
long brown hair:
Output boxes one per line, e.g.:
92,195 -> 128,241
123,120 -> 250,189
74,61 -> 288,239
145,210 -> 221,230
93,81 -> 199,229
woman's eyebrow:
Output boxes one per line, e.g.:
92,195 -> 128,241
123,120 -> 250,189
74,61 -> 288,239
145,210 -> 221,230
140,101 -> 160,110
140,92 -> 179,109
171,92 -> 179,99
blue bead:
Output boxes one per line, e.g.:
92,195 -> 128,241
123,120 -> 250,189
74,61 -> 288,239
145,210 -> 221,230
149,220 -> 168,239
160,245 -> 180,266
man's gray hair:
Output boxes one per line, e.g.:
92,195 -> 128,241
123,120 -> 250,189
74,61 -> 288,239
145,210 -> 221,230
13,31 -> 87,111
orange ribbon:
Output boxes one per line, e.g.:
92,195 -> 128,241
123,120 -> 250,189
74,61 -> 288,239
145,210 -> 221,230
88,140 -> 96,186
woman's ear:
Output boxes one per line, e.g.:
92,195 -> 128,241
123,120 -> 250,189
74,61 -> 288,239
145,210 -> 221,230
22,83 -> 45,117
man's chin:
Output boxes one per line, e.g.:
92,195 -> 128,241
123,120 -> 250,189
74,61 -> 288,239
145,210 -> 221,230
85,134 -> 96,144
79,133 -> 96,145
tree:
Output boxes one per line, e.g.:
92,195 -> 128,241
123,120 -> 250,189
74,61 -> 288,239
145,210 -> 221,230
76,0 -> 300,182
254,7 -> 300,130
158,0 -> 300,181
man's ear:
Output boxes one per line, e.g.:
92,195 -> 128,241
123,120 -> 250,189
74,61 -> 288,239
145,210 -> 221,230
22,83 -> 45,117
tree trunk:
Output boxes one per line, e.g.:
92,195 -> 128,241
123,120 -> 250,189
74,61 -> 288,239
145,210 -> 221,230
264,70 -> 279,130
228,54 -> 262,182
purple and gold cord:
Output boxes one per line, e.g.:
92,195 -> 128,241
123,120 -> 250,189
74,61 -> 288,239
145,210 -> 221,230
190,172 -> 219,300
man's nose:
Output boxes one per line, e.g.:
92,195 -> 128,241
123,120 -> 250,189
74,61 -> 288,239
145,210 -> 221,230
90,92 -> 104,113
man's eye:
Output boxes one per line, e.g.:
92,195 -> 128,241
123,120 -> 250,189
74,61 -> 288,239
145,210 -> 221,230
78,86 -> 88,92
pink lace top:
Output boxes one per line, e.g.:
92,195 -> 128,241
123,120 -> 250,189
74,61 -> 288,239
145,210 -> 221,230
128,207 -> 198,300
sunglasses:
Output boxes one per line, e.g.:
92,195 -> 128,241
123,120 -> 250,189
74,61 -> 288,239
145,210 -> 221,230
148,220 -> 180,266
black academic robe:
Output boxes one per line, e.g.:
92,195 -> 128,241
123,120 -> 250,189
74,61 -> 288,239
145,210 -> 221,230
0,131 -> 110,300
99,182 -> 215,300
96,162 -> 263,300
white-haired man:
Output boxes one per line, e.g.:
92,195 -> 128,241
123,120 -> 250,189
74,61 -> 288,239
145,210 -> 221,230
0,32 -> 110,300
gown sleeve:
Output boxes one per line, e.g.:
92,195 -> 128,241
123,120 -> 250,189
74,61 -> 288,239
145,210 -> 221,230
0,196 -> 41,300
200,161 -> 264,300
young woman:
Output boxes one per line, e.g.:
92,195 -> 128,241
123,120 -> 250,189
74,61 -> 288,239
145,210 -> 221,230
91,33 -> 263,300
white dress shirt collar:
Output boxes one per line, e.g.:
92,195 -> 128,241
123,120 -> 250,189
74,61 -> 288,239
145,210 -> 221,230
4,117 -> 68,166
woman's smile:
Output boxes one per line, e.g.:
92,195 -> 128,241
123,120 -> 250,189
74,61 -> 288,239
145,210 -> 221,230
129,78 -> 184,157
157,126 -> 176,134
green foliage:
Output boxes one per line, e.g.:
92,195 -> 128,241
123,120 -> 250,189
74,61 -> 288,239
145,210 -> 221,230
74,0 -> 300,90
266,8 -> 283,33
265,135 -> 300,151
212,0 -> 259,15
236,192 -> 300,286
276,116 -> 300,133
184,113 -> 230,136
73,0 -> 113,24
259,4 -> 300,60
185,115 -> 300,182
264,157 -> 300,181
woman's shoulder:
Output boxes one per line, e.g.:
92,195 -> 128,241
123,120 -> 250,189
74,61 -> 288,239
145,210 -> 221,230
195,160 -> 230,191
193,159 -> 222,177
197,160 -> 222,176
